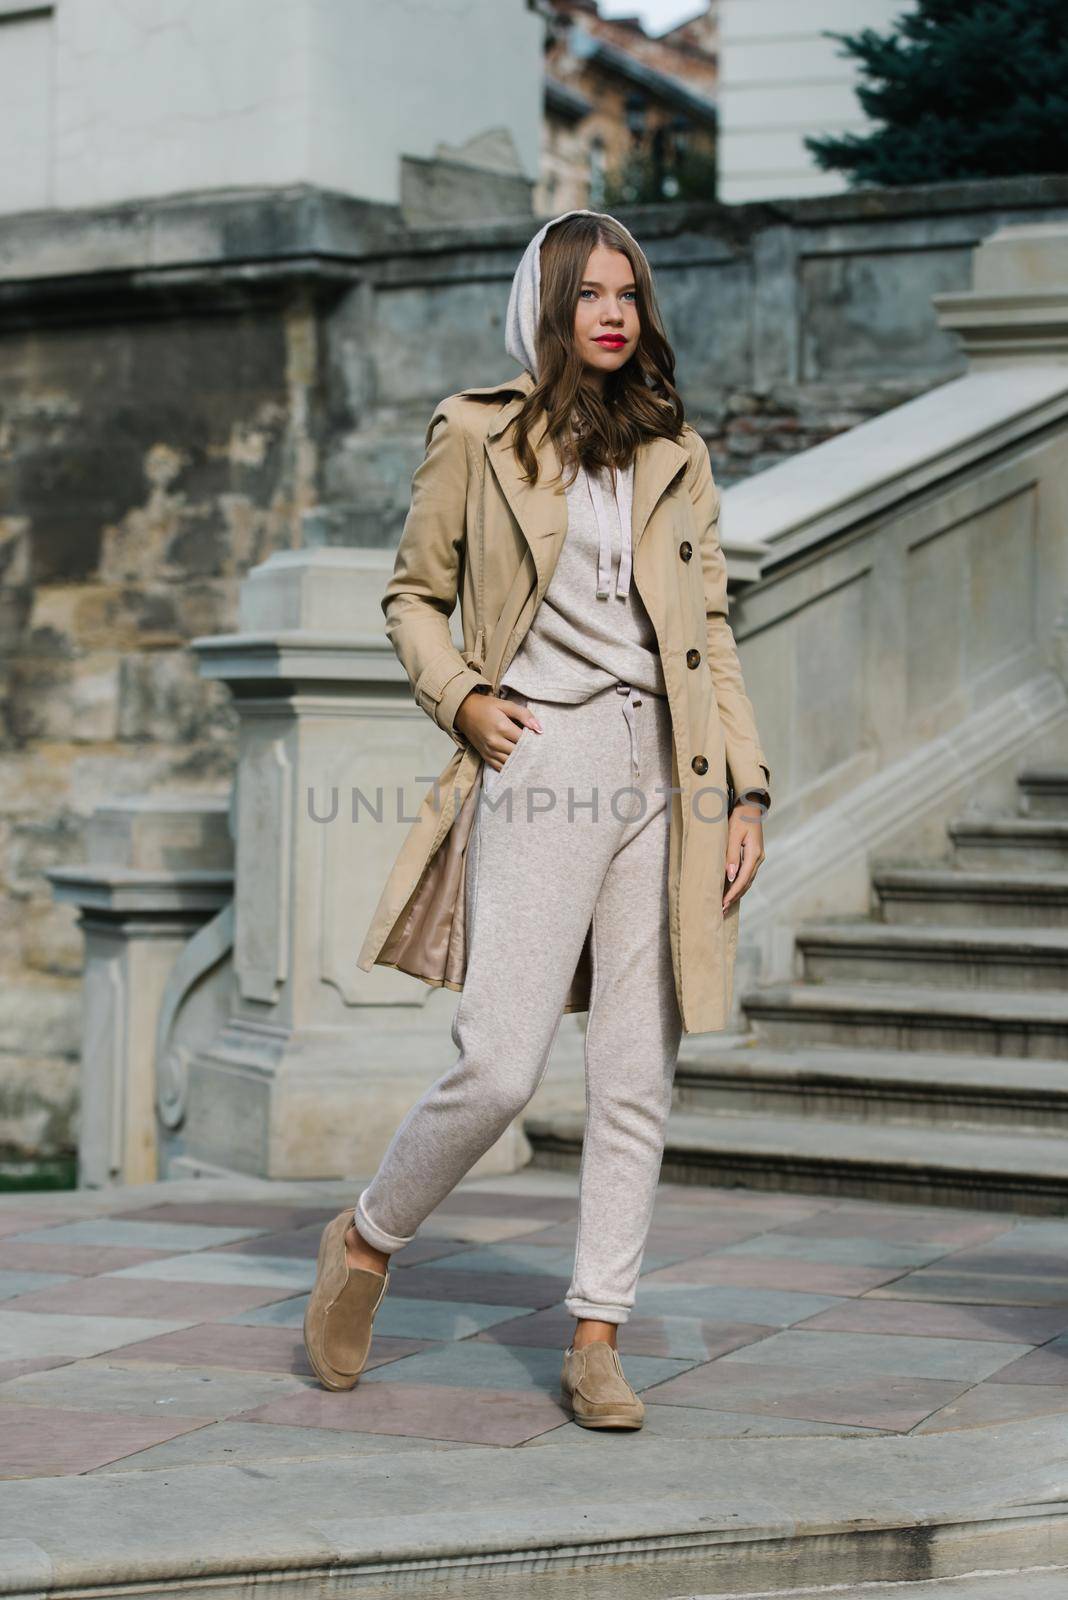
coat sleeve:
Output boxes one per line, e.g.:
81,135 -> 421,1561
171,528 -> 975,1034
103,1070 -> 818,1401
380,396 -> 489,752
684,428 -> 772,809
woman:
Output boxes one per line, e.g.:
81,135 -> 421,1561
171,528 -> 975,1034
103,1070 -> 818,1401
304,210 -> 771,1429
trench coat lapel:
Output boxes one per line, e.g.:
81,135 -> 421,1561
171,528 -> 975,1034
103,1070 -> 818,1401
485,416 -> 567,601
632,434 -> 691,552
473,372 -> 691,601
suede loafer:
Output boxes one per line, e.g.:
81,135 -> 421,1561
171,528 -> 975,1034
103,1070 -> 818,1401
561,1341 -> 645,1429
303,1209 -> 390,1391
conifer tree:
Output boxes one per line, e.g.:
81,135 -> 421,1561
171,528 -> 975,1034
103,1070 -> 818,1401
805,0 -> 1068,186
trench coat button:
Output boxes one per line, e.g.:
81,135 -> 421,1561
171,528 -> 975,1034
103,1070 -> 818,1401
686,648 -> 701,669
679,540 -> 693,561
691,754 -> 708,775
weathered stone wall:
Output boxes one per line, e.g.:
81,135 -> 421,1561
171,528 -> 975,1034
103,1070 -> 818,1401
3,176 -> 1068,1170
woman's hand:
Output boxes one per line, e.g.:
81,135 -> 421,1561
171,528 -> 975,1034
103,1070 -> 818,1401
455,690 -> 543,771
722,794 -> 767,912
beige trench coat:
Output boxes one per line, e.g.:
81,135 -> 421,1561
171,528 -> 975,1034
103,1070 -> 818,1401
356,371 -> 771,1034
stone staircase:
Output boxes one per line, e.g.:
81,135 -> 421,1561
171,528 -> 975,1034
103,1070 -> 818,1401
526,766 -> 1068,1214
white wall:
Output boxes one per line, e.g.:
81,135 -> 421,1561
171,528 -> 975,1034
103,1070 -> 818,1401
0,2 -> 54,212
0,0 -> 543,216
718,0 -> 906,202
308,0 -> 542,204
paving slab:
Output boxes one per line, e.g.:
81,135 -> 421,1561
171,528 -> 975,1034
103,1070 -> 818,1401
0,1271 -> 76,1301
0,1209 -> 88,1238
223,1294 -> 309,1328
641,1253 -> 910,1295
0,1356 -> 313,1419
870,1271 -> 1068,1307
1,1172 -> 1067,1597
477,1305 -> 772,1360
370,1296 -> 541,1341
6,1219 -> 267,1251
923,1247 -> 1068,1278
725,1233 -> 951,1269
85,1419 -> 480,1472
914,1379 -> 1068,1432
416,1213 -> 564,1243
406,1243 -> 583,1277
643,1359 -> 968,1431
0,1403 -> 212,1479
240,1379 -> 571,1446
986,1336 -> 1068,1386
356,1339 -> 693,1393
980,1220 -> 1068,1252
632,1284 -> 846,1325
103,1251 -> 316,1290
0,1356 -> 73,1386
0,1242 -> 177,1275
368,1264 -> 565,1307
3,1274 -> 300,1321
796,1296 -> 1068,1344
522,1403 -> 884,1444
0,1308 -> 194,1361
116,1203 -> 336,1230
774,1210 -> 1011,1247
82,1323 -> 425,1375
651,1191 -> 835,1222
717,1330 -> 1033,1382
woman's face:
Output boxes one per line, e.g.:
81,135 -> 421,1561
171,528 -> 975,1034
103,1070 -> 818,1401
573,244 -> 640,387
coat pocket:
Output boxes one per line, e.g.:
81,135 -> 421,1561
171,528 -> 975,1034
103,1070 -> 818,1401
482,688 -> 537,797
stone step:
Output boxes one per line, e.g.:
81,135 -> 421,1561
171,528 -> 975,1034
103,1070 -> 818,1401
797,920 -> 1068,990
6,1411 -> 1068,1600
526,1104 -> 1068,1212
673,1041 -> 1068,1130
873,864 -> 1068,927
1018,764 -> 1068,818
695,1571 -> 1068,1599
949,816 -> 1068,869
742,980 -> 1068,1059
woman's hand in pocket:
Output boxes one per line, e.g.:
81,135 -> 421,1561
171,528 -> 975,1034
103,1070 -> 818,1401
456,691 -> 543,771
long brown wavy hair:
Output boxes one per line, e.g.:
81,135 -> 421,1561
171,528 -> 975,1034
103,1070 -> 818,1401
507,213 -> 685,488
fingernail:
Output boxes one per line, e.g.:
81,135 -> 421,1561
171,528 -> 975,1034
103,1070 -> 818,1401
727,864 -> 738,881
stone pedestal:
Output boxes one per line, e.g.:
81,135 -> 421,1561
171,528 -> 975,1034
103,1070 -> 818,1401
186,544 -> 551,1180
45,799 -> 233,1188
932,221 -> 1068,366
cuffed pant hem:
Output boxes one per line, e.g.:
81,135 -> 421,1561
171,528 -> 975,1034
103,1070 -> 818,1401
353,1190 -> 415,1255
565,1297 -> 630,1325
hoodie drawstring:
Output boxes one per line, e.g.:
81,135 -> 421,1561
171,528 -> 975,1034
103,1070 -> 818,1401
586,464 -> 634,600
615,682 -> 643,783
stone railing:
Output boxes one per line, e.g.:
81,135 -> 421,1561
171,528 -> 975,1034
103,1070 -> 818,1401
720,220 -> 1068,993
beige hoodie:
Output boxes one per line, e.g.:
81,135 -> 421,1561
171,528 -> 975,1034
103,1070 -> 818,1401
499,211 -> 667,709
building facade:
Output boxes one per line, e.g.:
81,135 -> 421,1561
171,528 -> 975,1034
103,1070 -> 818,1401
717,0 -> 903,202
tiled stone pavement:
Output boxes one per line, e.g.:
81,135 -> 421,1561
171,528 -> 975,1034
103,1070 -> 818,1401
2,1171 -> 1068,1479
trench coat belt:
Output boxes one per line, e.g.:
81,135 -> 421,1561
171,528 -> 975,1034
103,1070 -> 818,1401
614,681 -> 643,783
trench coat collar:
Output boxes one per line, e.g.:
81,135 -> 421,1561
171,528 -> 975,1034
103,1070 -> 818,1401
461,370 -> 691,595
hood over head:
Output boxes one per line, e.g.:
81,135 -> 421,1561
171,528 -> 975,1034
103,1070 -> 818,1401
504,209 -> 653,603
504,208 -> 650,381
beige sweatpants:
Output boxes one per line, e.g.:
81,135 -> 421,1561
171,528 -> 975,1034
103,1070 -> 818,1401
355,680 -> 683,1323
